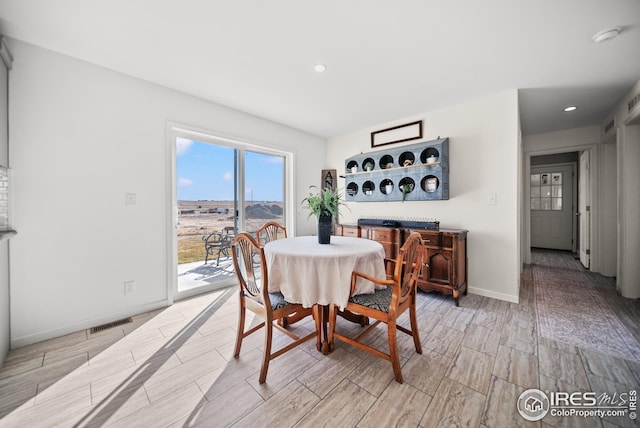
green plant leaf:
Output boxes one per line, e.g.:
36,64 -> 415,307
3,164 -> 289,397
301,185 -> 349,219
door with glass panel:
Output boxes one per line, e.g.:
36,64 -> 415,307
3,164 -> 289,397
173,136 -> 286,297
530,164 -> 574,250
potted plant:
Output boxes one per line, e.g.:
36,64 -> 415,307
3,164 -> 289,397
302,185 -> 348,244
400,183 -> 414,202
363,161 -> 374,172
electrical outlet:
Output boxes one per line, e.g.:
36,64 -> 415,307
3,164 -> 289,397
124,281 -> 135,295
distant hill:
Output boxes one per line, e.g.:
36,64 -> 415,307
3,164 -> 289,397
245,203 -> 283,219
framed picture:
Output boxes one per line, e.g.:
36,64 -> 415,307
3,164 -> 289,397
321,169 -> 336,191
371,120 -> 423,148
425,177 -> 438,193
541,173 -> 549,185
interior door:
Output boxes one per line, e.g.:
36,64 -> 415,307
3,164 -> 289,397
530,164 -> 574,250
579,151 -> 591,268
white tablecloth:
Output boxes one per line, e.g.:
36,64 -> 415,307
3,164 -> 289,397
264,235 -> 386,309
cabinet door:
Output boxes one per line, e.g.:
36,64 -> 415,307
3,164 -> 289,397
424,248 -> 452,285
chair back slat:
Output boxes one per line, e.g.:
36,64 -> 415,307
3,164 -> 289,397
231,233 -> 267,304
256,222 -> 287,246
395,232 -> 424,302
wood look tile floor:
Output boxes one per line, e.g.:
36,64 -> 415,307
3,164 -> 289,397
1,250 -> 639,427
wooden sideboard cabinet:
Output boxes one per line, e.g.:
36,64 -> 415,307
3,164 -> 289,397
360,226 -> 399,260
337,224 -> 468,306
406,228 -> 468,306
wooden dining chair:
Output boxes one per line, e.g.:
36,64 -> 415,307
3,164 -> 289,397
230,232 -> 319,383
255,221 -> 287,246
328,231 -> 424,383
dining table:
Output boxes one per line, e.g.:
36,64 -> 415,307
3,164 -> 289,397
263,235 -> 386,353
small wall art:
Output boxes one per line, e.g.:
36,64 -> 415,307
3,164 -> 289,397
371,120 -> 423,148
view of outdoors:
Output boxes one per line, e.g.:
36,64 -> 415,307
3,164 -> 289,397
176,138 -> 284,265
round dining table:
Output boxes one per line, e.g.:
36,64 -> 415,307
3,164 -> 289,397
264,235 -> 387,353
264,235 -> 386,310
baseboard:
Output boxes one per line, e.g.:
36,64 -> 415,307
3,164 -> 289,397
467,286 -> 519,304
10,299 -> 170,349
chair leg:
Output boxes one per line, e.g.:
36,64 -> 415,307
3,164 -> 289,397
387,321 -> 403,383
313,305 -> 322,352
409,303 -> 422,354
259,319 -> 274,384
328,304 -> 338,353
233,303 -> 246,358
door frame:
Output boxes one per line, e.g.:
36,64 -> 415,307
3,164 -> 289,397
165,122 -> 295,304
522,143 -> 599,269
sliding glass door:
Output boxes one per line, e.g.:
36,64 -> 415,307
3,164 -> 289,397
171,130 -> 288,300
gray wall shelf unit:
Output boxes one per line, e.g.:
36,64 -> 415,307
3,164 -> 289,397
344,137 -> 449,202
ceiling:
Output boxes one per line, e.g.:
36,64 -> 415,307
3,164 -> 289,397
0,0 -> 639,138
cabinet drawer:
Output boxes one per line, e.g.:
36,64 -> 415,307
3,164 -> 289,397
341,226 -> 360,237
368,228 -> 396,243
414,231 -> 453,249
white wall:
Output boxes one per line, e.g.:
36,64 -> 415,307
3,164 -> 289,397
523,126 -> 600,153
605,79 -> 640,298
328,91 -> 521,303
8,39 -> 326,347
619,123 -> 640,298
600,139 -> 617,277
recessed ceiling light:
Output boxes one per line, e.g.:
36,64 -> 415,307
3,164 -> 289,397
314,64 -> 327,73
564,106 -> 577,112
592,27 -> 621,43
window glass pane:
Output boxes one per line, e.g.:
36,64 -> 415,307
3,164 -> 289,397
541,198 -> 551,210
530,174 -> 540,185
530,187 -> 540,197
552,198 -> 562,210
244,151 -> 285,233
552,185 -> 562,197
540,185 -> 551,197
541,174 -> 550,185
531,198 -> 540,210
552,173 -> 562,185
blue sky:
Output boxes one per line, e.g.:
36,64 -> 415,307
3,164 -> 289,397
176,138 -> 284,202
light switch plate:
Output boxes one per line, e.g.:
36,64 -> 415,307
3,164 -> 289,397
125,193 -> 136,206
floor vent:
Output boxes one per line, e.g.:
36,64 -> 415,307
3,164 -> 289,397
89,317 -> 133,334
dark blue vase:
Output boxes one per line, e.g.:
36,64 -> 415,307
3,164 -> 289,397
318,215 -> 332,244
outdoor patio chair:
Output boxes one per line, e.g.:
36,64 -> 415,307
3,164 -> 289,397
202,226 -> 235,265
